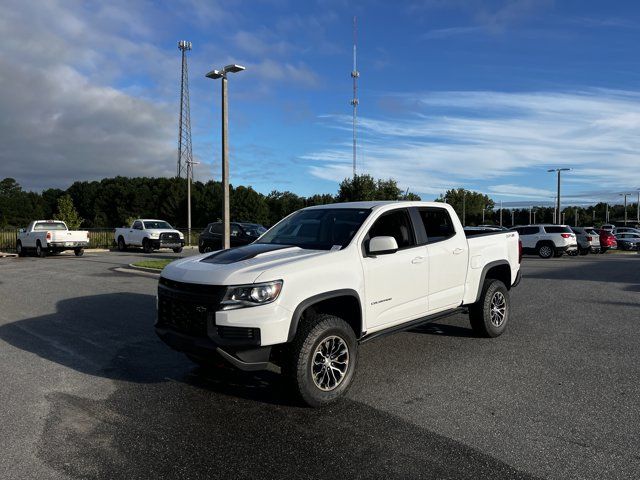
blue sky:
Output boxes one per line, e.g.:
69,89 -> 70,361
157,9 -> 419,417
2,0 -> 640,207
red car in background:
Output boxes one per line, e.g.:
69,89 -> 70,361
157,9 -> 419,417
599,230 -> 617,253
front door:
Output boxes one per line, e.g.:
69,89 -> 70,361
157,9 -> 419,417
361,208 -> 428,331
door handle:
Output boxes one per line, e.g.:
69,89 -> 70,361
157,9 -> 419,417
411,256 -> 426,264
453,248 -> 464,255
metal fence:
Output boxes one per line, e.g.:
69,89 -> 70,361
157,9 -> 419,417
0,228 -> 203,252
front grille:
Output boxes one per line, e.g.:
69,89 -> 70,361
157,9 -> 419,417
158,295 -> 209,337
160,232 -> 180,243
157,278 -> 227,337
217,326 -> 260,342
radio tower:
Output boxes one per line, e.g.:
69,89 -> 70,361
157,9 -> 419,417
350,16 -> 360,178
177,40 -> 193,178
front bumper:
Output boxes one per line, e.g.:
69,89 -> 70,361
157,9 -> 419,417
150,239 -> 185,249
155,278 -> 292,371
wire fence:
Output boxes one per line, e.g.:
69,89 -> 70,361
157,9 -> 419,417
0,227 -> 203,252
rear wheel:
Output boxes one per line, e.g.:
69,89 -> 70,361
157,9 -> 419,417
469,279 -> 510,338
537,243 -> 553,258
36,241 -> 46,258
74,248 -> 84,257
579,248 -> 589,256
16,241 -> 25,257
173,247 -> 183,253
283,314 -> 357,408
117,236 -> 127,252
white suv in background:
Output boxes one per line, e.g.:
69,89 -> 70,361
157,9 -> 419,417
512,224 -> 578,258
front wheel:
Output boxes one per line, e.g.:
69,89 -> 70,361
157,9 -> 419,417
283,314 -> 357,408
142,239 -> 153,254
16,241 -> 25,257
74,248 -> 84,257
173,247 -> 183,253
468,279 -> 510,338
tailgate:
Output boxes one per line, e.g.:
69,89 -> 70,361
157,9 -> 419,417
51,231 -> 89,243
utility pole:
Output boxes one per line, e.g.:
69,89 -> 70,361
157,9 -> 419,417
350,16 -> 360,178
482,205 -> 485,223
548,168 -> 570,225
206,64 -> 245,249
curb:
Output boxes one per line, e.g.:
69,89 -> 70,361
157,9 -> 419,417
127,263 -> 164,274
0,252 -> 18,258
113,266 -> 160,278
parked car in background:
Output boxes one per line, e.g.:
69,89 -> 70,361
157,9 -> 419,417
16,220 -> 89,257
198,222 -> 267,253
600,224 -> 615,232
615,232 -> 640,250
599,230 -> 617,253
511,224 -> 577,258
613,227 -> 640,235
584,227 -> 602,253
114,219 -> 184,253
570,227 -> 600,256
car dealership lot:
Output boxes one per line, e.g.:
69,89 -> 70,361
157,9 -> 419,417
0,252 -> 638,479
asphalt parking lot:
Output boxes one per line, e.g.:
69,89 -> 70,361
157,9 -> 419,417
0,251 -> 638,479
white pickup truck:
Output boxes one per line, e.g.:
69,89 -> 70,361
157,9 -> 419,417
16,220 -> 89,257
114,219 -> 184,253
156,201 -> 522,406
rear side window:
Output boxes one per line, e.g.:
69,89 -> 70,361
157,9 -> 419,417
210,223 -> 223,234
133,221 -> 143,230
519,226 -> 539,235
544,226 -> 572,234
367,209 -> 415,249
418,208 -> 456,243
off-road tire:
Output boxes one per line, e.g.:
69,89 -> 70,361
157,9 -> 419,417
16,241 -> 25,257
537,243 -> 554,259
283,314 -> 358,408
36,241 -> 46,258
117,236 -> 127,252
74,248 -> 84,257
468,279 -> 510,338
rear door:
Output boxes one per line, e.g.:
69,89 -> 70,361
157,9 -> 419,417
416,207 -> 469,312
361,208 -> 428,331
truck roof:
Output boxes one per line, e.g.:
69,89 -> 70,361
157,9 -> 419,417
303,201 -> 446,210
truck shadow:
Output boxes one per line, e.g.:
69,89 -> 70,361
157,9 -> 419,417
0,293 -> 537,479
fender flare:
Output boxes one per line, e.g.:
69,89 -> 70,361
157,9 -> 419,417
287,289 -> 362,342
473,260 -> 511,303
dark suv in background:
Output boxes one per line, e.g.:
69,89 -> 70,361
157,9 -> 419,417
198,222 -> 267,253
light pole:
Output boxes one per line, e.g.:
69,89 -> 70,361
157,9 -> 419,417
206,64 -> 245,249
462,190 -> 466,226
637,189 -> 640,226
533,209 -> 536,224
548,168 -> 570,225
529,206 -> 532,225
499,200 -> 503,227
620,193 -> 630,226
482,205 -> 486,224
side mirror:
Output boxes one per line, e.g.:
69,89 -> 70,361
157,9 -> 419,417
368,236 -> 399,256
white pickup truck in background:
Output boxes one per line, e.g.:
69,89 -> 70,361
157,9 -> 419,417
114,219 -> 184,253
16,220 -> 89,257
156,201 -> 522,407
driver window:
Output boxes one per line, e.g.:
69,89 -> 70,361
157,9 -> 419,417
230,224 -> 241,237
367,209 -> 415,249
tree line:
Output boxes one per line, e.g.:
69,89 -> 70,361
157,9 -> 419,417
1,176 -> 634,229
0,175 -> 420,229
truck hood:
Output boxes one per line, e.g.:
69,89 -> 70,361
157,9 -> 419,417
161,243 -> 327,285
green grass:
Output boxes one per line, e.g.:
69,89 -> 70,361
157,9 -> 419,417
132,259 -> 175,270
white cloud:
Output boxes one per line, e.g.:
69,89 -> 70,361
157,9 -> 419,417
303,90 -> 640,202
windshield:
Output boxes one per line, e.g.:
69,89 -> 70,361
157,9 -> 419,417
143,221 -> 173,229
34,222 -> 67,231
257,208 -> 371,250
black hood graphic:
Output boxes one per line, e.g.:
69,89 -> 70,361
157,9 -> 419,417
199,244 -> 294,265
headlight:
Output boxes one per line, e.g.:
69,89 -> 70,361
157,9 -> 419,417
178,232 -> 184,239
221,280 -> 283,310
148,232 -> 160,238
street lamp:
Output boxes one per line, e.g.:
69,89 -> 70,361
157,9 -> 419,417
206,64 -> 245,249
620,193 -> 631,226
548,168 -> 570,225
462,190 -> 466,226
